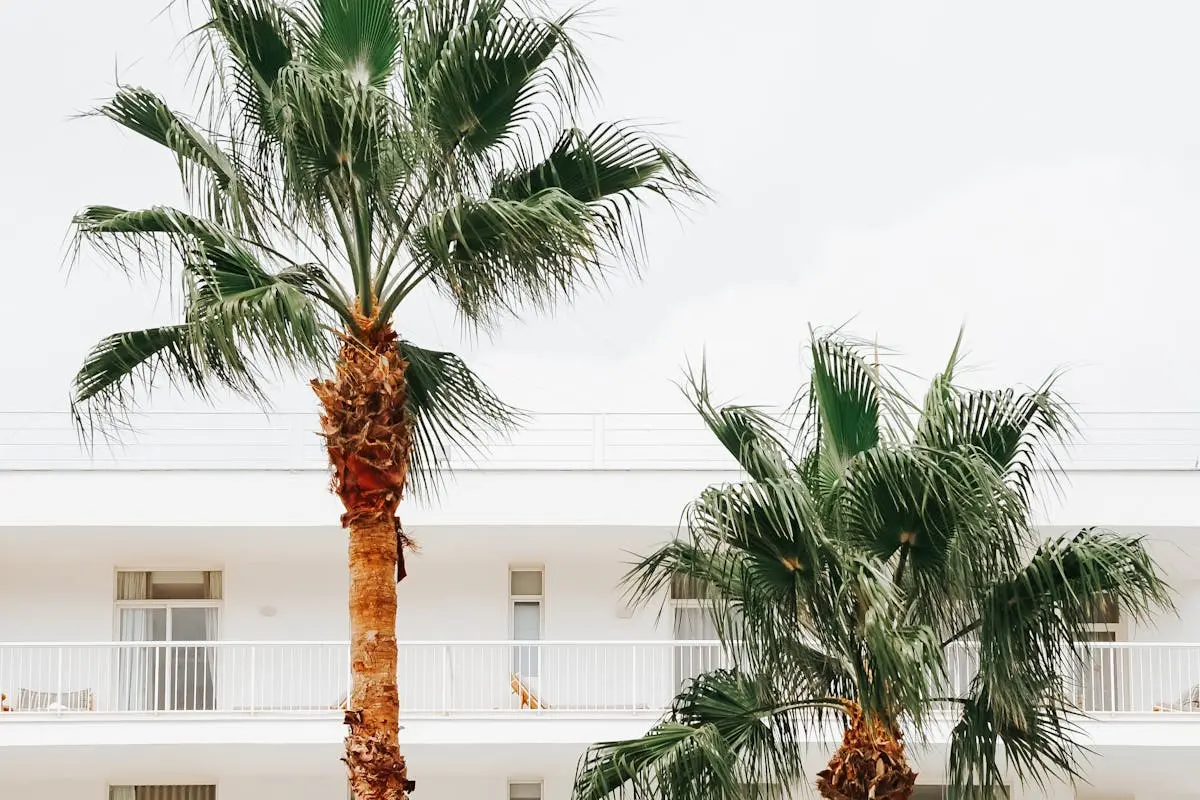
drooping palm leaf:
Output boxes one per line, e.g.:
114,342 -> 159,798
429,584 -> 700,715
396,339 -> 522,498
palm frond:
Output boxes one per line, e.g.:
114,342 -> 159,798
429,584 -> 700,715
204,0 -> 295,153
680,361 -> 792,482
574,670 -> 834,800
836,443 -> 1030,637
402,0 -> 590,156
947,685 -> 1085,800
397,340 -> 523,498
971,528 -> 1172,721
408,190 -> 598,324
185,244 -> 334,372
295,0 -> 403,89
93,86 -> 262,235
808,337 -> 882,472
917,374 -> 1076,506
493,122 -> 704,261
70,324 -> 261,437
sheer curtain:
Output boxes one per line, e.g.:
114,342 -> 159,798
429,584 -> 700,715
109,788 -> 135,800
202,571 -> 222,710
116,572 -> 154,712
118,608 -> 157,711
673,606 -> 720,690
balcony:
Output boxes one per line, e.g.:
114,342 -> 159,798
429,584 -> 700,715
2,641 -> 1199,720
0,641 -> 725,719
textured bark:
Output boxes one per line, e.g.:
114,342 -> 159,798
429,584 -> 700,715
314,319 -> 413,800
816,705 -> 917,800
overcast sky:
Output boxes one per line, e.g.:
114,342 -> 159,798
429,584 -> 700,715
3,1 -> 1200,415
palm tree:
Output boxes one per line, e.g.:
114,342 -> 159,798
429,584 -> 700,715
67,1 -> 700,797
573,333 -> 1171,800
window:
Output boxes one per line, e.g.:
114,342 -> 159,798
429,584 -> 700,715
115,570 -> 222,711
109,787 -> 216,800
670,574 -> 721,689
510,568 -> 543,679
1078,592 -> 1124,711
509,781 -> 543,800
912,788 -> 1008,799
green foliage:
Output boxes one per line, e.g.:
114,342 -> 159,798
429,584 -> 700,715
70,0 -> 702,491
574,332 -> 1172,800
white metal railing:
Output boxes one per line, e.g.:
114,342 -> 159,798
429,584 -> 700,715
3,410 -> 1200,471
1,641 -> 1199,718
0,641 -> 723,716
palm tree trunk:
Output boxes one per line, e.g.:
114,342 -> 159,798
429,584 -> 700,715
816,704 -> 917,800
314,320 -> 413,800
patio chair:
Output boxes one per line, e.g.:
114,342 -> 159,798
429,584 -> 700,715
12,688 -> 95,712
510,674 -> 546,710
1154,684 -> 1200,712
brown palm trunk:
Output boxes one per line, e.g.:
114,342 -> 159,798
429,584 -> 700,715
816,704 -> 917,800
314,319 -> 413,800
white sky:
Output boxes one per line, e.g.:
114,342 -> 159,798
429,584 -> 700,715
3,0 -> 1199,415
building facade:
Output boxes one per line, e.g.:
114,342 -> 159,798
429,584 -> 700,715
3,410 -> 1200,800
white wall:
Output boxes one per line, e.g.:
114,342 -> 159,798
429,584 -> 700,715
4,781 -> 105,800
0,561 -> 114,641
222,560 -> 348,642
0,532 -> 671,645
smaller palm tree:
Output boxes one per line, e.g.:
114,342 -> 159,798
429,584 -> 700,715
573,332 -> 1172,800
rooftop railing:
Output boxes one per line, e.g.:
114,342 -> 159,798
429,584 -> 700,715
3,411 -> 1200,471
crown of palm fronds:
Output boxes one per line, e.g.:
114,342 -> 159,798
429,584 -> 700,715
574,332 -> 1172,800
69,0 -> 704,494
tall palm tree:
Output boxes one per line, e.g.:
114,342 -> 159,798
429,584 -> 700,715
573,333 -> 1171,800
67,1 -> 700,797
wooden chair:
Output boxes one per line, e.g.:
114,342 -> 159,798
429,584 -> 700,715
510,674 -> 546,710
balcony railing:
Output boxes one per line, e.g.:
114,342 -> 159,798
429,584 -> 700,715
1,641 -> 1199,718
4,411 -> 1200,471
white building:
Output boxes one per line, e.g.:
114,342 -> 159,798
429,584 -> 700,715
3,410 -> 1200,800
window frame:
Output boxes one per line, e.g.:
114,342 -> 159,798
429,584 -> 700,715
507,778 -> 545,800
113,568 -> 223,642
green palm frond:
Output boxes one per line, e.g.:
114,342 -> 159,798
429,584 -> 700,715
296,0 -> 403,89
969,528 -> 1171,722
71,323 -> 264,437
402,0 -> 589,156
205,0 -> 295,152
93,87 -> 262,234
73,0 -> 703,470
576,670 -> 835,800
807,336 -> 883,470
396,340 -> 523,498
947,685 -> 1086,800
581,331 -> 1170,800
185,244 -> 333,369
681,361 -> 792,482
407,190 -> 597,323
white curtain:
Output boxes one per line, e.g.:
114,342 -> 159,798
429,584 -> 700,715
118,608 -> 158,711
203,606 -> 220,709
673,606 -> 720,689
673,606 -> 719,640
